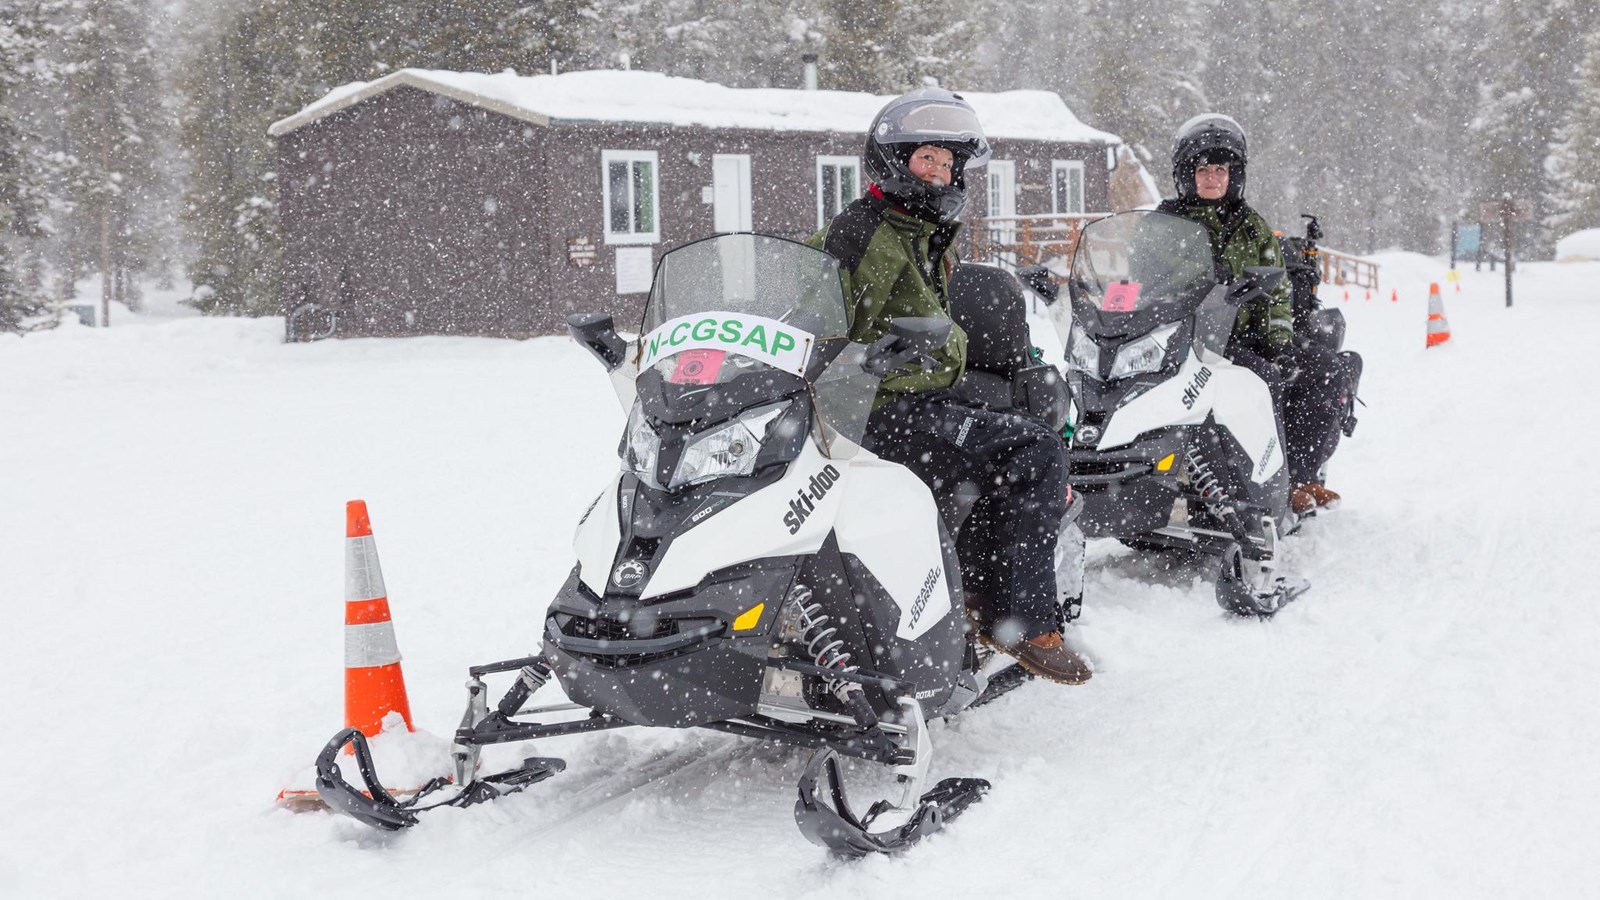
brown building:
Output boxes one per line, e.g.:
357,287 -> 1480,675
269,69 -> 1128,339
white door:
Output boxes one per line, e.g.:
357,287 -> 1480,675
713,154 -> 753,233
987,160 -> 1017,246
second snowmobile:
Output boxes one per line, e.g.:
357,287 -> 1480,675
1038,209 -> 1309,615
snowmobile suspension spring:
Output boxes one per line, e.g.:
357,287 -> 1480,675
793,588 -> 858,678
1185,445 -> 1227,502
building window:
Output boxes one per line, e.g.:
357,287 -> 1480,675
817,156 -> 861,227
603,150 -> 660,244
1052,160 -> 1085,214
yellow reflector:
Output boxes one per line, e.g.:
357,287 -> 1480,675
732,603 -> 765,631
1156,453 -> 1176,472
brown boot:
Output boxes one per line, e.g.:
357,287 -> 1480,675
1291,484 -> 1318,516
1302,482 -> 1341,509
984,631 -> 1093,685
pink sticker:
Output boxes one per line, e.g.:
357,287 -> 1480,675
667,348 -> 726,385
1102,281 -> 1141,312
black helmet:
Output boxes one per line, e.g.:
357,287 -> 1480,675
1171,113 -> 1248,201
864,87 -> 992,224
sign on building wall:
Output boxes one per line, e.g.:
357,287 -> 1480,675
567,236 -> 598,267
615,247 -> 654,294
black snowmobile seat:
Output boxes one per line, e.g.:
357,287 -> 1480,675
948,263 -> 1034,378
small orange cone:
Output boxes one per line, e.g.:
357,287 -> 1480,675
1390,288 -> 1398,303
1426,283 -> 1451,347
1364,289 -> 1371,301
343,500 -> 413,738
1343,288 -> 1349,302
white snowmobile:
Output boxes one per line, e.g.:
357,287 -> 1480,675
1030,209 -> 1309,615
313,233 -> 1082,856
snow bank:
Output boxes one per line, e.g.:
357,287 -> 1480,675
1555,227 -> 1600,261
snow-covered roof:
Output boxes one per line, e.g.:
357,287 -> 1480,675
268,69 -> 1121,145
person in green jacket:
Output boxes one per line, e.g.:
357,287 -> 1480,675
1156,113 -> 1340,515
808,88 -> 1090,685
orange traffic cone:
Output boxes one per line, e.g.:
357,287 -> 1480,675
1390,288 -> 1398,303
1364,289 -> 1371,301
1343,288 -> 1349,302
1426,283 -> 1451,347
343,500 -> 413,738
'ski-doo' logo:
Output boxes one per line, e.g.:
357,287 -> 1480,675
782,464 -> 841,534
908,566 -> 942,629
1180,366 -> 1214,411
1257,436 -> 1278,476
612,558 -> 648,589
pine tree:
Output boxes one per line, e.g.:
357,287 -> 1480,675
1079,0 -> 1207,169
816,0 -> 911,92
1546,27 -> 1600,239
0,0 -> 51,331
49,0 -> 165,316
179,0 -> 310,316
1469,0 -> 1600,252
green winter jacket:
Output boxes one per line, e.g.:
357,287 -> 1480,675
1157,197 -> 1294,357
807,196 -> 968,399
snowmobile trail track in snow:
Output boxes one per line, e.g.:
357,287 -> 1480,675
510,736 -> 737,839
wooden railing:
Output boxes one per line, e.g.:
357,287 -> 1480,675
1317,247 -> 1380,291
966,213 -> 1109,272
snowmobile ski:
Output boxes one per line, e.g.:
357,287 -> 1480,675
1215,541 -> 1311,618
795,750 -> 990,857
313,726 -> 565,831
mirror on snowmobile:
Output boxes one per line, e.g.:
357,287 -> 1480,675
863,317 -> 953,377
1015,265 -> 1060,304
567,312 -> 629,372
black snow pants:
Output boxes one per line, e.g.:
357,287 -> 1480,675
1282,342 -> 1361,485
864,391 -> 1068,644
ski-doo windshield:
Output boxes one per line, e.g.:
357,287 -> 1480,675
1053,210 -> 1218,346
624,234 -> 879,488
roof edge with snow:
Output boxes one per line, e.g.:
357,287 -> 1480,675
268,70 -> 552,137
268,69 -> 1122,146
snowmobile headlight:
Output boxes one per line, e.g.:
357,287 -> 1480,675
1065,327 -> 1101,379
1108,323 -> 1181,381
623,403 -> 664,489
669,401 -> 791,489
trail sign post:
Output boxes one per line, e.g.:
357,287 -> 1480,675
1480,197 -> 1531,308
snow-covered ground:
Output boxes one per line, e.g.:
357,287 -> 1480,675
3,257 -> 1597,898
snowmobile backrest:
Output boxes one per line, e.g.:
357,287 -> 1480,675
949,264 -> 1033,378
1305,307 -> 1347,352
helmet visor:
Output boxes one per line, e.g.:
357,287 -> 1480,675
876,102 -> 992,166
